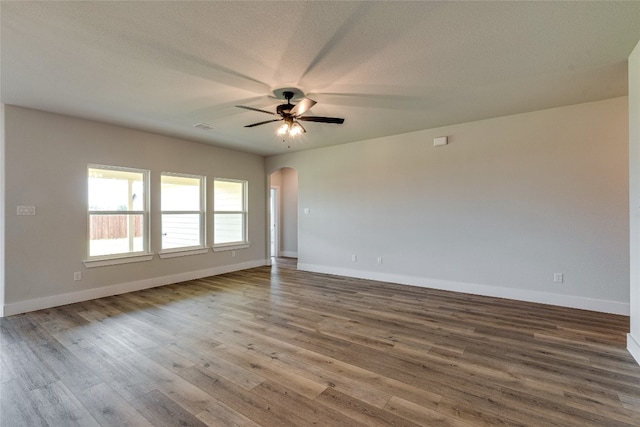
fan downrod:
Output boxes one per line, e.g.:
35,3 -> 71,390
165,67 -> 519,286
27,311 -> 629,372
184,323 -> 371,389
277,91 -> 296,115
282,91 -> 295,103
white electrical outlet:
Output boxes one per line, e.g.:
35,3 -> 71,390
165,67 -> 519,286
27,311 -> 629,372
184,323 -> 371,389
232,251 -> 236,257
74,272 -> 82,281
377,257 -> 383,264
553,273 -> 563,283
351,254 -> 357,262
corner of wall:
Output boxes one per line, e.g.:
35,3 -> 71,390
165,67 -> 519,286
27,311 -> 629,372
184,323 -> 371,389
298,263 -> 630,315
2,258 -> 269,317
0,103 -> 5,317
629,333 -> 640,365
628,39 -> 640,365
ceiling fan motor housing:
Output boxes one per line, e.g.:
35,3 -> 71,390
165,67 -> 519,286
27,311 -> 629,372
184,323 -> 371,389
277,91 -> 295,116
277,104 -> 292,116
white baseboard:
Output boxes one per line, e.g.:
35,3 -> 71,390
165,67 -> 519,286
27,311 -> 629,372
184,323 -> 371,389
279,251 -> 298,258
297,263 -> 630,315
5,260 -> 630,319
629,334 -> 640,366
3,259 -> 268,317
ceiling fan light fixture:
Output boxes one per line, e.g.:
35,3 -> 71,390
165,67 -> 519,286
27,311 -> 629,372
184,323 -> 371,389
277,122 -> 290,135
237,89 -> 343,137
289,121 -> 304,137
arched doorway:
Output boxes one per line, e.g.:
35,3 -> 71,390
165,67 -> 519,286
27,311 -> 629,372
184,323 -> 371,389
268,168 -> 298,263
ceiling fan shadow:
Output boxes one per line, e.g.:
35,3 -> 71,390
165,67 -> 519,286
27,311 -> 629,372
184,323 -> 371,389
313,93 -> 434,110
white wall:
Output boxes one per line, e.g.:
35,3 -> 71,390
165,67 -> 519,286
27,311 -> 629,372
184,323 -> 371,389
3,106 -> 267,315
628,41 -> 640,364
267,97 -> 630,314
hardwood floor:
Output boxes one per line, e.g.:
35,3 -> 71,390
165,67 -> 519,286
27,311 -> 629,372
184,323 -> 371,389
2,263 -> 639,426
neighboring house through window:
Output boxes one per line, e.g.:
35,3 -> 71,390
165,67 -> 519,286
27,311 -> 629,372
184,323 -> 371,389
213,178 -> 248,249
161,173 -> 205,251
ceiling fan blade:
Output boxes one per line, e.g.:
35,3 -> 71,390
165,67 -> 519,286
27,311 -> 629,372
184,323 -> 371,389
290,97 -> 317,116
245,119 -> 281,128
298,116 -> 345,124
294,121 -> 306,134
236,105 -> 276,115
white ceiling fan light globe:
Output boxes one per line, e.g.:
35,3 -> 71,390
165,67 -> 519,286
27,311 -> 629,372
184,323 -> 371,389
289,122 -> 303,137
277,122 -> 290,135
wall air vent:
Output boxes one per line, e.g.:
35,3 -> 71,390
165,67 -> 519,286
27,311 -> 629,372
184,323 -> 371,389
193,122 -> 215,131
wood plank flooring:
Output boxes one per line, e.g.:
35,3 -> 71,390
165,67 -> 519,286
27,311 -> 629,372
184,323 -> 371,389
2,260 -> 639,426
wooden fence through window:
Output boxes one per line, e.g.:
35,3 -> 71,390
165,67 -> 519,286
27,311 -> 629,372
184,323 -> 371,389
90,215 -> 143,239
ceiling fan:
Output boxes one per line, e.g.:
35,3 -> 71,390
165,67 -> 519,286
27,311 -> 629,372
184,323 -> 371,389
236,90 -> 344,137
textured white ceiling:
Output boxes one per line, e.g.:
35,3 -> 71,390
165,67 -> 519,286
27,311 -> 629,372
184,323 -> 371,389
2,1 -> 639,155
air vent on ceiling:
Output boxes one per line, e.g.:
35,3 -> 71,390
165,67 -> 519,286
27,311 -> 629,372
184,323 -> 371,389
193,122 -> 215,131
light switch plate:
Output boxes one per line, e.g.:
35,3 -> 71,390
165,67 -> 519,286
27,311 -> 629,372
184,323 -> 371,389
433,136 -> 448,147
17,206 -> 36,216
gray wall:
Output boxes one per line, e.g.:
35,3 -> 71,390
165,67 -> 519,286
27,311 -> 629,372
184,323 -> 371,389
280,168 -> 298,257
0,104 -> 5,311
629,41 -> 640,362
269,167 -> 298,258
267,97 -> 630,314
1,94 -> 633,323
3,106 -> 266,315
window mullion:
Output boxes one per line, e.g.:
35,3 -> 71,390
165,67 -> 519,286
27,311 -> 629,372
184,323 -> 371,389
161,210 -> 202,215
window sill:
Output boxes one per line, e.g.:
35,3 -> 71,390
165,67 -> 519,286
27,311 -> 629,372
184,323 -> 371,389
159,247 -> 209,259
213,243 -> 250,252
84,253 -> 154,268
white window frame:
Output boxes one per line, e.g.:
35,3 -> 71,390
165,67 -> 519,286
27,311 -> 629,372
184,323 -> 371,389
84,164 -> 152,268
159,172 -> 208,258
213,178 -> 249,251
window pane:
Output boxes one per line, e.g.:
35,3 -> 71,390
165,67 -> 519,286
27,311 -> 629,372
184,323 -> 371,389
89,214 -> 144,256
161,175 -> 201,211
214,180 -> 243,211
88,168 -> 144,211
213,179 -> 247,246
162,214 -> 201,249
214,213 -> 243,244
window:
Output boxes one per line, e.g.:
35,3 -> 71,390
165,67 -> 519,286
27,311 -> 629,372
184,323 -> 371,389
161,173 -> 205,251
213,179 -> 248,248
88,165 -> 149,259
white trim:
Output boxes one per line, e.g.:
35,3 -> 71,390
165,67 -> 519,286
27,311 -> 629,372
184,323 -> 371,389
159,247 -> 209,259
279,251 -> 298,258
213,243 -> 250,252
87,164 -> 151,257
213,178 -> 248,246
628,333 -> 640,366
297,263 -> 630,315
84,254 -> 154,268
3,259 -> 268,316
269,185 -> 280,259
160,172 -> 206,250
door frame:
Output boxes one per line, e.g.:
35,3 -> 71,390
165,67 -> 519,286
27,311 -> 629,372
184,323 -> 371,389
269,186 -> 280,258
